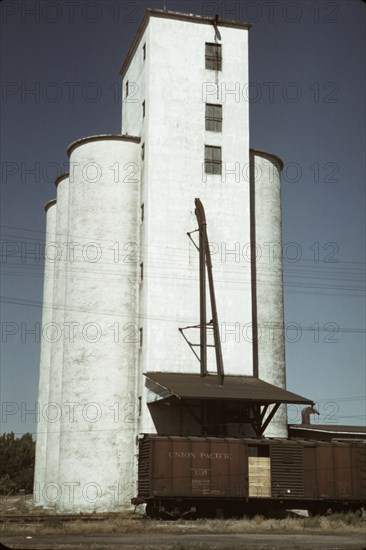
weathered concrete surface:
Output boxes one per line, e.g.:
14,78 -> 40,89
252,153 -> 287,438
55,139 -> 140,513
33,201 -> 57,507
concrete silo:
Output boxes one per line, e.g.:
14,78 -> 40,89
43,173 -> 69,507
250,150 -> 287,437
33,199 -> 57,507
56,135 -> 141,512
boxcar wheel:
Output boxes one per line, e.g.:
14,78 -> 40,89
146,501 -> 157,518
308,505 -> 332,517
320,506 -> 333,516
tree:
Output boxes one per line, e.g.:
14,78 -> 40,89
0,432 -> 35,494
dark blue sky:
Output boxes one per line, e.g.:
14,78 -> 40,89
1,0 -> 365,435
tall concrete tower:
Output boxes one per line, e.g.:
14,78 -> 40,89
119,10 -> 286,439
34,9 -> 293,513
121,12 -> 252,432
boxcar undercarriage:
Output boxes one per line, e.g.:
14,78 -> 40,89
139,496 -> 364,519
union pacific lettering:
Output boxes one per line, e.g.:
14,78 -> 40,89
168,451 -> 232,459
200,452 -> 232,460
168,452 -> 196,459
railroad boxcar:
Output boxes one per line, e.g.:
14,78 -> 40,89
132,435 -> 366,518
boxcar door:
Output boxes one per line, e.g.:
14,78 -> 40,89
271,442 -> 304,499
247,444 -> 271,498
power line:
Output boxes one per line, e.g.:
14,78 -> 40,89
1,296 -> 365,334
1,224 -> 365,268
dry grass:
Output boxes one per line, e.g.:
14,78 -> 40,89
1,512 -> 365,537
0,494 -> 33,515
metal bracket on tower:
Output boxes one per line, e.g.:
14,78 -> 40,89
180,199 -> 225,386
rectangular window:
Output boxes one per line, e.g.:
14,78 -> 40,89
205,103 -> 222,132
142,43 -> 146,61
139,327 -> 143,348
140,262 -> 144,282
205,42 -> 222,71
205,145 -> 222,175
125,80 -> 129,97
141,203 -> 144,222
142,100 -> 146,118
141,143 -> 145,160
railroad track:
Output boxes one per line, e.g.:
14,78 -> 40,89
0,514 -> 119,524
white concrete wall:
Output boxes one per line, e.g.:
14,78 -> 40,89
33,200 -> 57,507
122,15 -> 252,435
56,137 -> 140,512
252,152 -> 287,438
121,26 -> 148,433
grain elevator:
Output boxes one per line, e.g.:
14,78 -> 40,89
34,9 -> 311,513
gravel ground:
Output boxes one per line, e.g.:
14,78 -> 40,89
1,532 -> 366,550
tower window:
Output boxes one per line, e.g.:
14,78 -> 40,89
139,327 -> 143,348
125,80 -> 129,97
205,43 -> 222,71
141,203 -> 144,222
140,262 -> 144,282
205,145 -> 222,175
142,100 -> 146,118
143,43 -> 146,61
141,143 -> 145,160
205,104 -> 222,132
